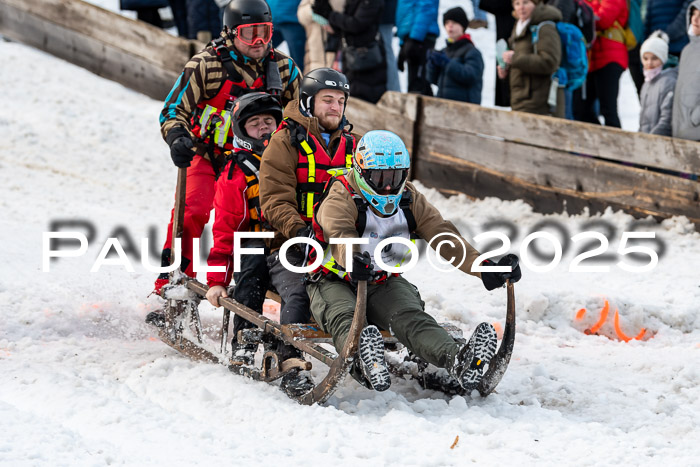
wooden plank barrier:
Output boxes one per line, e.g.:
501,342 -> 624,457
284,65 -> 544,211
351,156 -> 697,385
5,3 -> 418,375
352,92 -> 700,226
0,0 -> 202,100
2,0 -> 698,225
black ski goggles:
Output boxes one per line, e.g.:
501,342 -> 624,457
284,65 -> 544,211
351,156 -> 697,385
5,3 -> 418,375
363,168 -> 408,194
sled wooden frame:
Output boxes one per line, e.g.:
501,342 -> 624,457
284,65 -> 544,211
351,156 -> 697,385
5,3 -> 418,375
154,276 -> 516,404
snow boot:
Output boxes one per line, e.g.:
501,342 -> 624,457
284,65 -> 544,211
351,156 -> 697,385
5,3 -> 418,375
145,310 -> 165,328
357,325 -> 391,392
280,369 -> 315,398
229,340 -> 258,366
450,322 -> 497,390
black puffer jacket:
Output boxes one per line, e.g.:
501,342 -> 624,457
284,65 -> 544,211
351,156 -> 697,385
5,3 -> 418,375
328,0 -> 387,103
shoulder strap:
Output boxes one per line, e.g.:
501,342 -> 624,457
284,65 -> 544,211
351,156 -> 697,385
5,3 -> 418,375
265,50 -> 283,97
225,149 -> 260,181
212,37 -> 245,84
286,118 -> 317,156
531,20 -> 557,54
399,189 -> 418,235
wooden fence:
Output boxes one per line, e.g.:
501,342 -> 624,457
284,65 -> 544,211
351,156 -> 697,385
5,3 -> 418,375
347,93 -> 700,226
3,0 -> 699,226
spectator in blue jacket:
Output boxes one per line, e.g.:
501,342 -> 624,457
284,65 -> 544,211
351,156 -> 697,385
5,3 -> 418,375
268,0 -> 307,67
426,7 -> 484,104
644,0 -> 694,57
396,0 -> 440,95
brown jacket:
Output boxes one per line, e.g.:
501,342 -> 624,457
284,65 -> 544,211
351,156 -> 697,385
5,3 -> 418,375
508,4 -> 564,116
315,175 -> 482,279
259,100 -> 361,249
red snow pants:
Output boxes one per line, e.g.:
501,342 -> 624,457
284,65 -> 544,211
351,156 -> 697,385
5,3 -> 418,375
155,155 -> 216,290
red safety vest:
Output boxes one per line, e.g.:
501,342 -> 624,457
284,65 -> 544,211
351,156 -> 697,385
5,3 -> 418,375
190,39 -> 282,157
280,119 -> 356,222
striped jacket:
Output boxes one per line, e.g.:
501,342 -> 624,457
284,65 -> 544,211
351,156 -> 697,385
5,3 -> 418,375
160,33 -> 301,155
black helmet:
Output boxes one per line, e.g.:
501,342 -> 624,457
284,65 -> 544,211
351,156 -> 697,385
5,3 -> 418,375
299,68 -> 350,115
232,92 -> 283,154
223,0 -> 272,30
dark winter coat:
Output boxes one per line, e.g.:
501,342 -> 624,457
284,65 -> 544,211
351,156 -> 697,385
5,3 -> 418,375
426,35 -> 484,104
644,0 -> 693,55
186,0 -> 220,40
381,0 -> 397,25
328,0 -> 387,103
120,0 -> 168,9
508,4 -> 563,116
639,67 -> 678,136
480,0 -> 516,107
672,0 -> 700,140
548,0 -> 576,23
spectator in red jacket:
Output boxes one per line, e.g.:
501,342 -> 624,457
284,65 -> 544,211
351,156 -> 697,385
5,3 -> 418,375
573,0 -> 629,128
205,92 -> 283,366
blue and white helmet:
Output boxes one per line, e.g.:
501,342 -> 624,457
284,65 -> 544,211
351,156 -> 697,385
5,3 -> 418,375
352,130 -> 411,216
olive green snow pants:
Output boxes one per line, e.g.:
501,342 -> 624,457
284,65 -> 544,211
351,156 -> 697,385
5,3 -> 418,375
307,275 -> 460,369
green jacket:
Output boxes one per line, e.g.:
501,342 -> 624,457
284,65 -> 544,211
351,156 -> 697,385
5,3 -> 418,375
508,4 -> 563,116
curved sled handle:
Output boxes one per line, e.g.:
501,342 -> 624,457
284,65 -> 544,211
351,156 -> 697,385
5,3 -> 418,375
299,280 -> 367,405
477,280 -> 515,397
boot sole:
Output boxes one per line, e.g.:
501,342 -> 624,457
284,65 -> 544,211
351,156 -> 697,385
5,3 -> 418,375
359,326 -> 391,392
459,322 -> 498,390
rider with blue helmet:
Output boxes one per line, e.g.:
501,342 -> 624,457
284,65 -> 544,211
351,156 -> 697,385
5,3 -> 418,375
307,130 -> 522,393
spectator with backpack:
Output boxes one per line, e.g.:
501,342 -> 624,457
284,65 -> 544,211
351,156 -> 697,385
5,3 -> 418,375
638,31 -> 677,136
672,0 -> 700,141
498,0 -> 564,116
573,0 -> 629,128
426,7 -> 484,104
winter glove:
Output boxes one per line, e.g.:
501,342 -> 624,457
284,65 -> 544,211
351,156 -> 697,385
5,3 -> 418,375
480,254 -> 522,291
397,47 -> 406,72
428,50 -> 450,69
293,224 -> 314,255
295,224 -> 313,239
312,0 -> 332,20
348,251 -> 374,283
167,128 -> 196,168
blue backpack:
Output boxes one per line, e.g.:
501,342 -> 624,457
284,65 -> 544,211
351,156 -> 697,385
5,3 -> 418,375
532,21 -> 588,92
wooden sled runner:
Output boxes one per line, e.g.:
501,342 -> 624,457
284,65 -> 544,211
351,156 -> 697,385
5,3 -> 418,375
153,276 -> 516,405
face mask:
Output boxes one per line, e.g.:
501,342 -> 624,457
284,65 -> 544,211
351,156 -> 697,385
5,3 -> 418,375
643,66 -> 662,82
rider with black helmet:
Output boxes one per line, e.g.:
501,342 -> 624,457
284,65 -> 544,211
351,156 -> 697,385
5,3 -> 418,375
204,92 -> 283,367
258,67 -> 359,398
152,0 -> 302,298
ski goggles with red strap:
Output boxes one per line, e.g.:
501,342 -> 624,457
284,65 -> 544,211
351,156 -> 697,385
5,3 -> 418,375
233,22 -> 273,46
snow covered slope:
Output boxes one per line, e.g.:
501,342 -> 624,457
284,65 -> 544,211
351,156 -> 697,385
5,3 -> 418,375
1,37 -> 699,465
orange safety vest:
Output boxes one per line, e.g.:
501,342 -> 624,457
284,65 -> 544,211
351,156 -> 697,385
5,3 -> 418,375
225,149 -> 263,232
